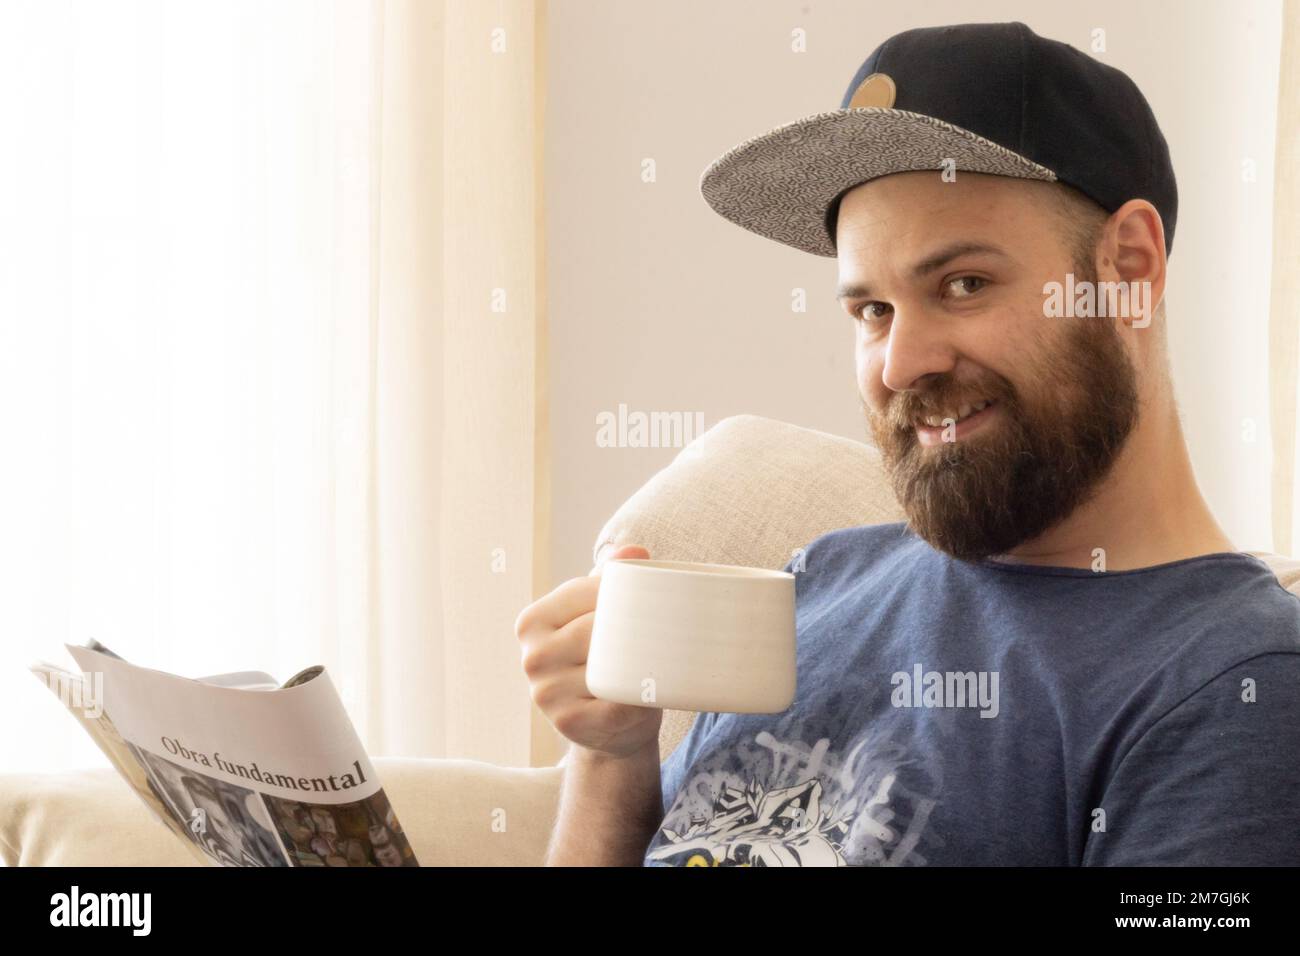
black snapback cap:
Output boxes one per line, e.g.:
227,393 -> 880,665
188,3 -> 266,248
699,21 -> 1178,258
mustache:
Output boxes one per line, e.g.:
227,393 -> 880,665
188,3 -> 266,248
869,377 -> 1015,430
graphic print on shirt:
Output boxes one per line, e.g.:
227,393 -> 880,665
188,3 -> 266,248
648,717 -> 944,866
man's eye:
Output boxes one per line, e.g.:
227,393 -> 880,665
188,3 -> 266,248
855,302 -> 891,322
947,276 -> 987,297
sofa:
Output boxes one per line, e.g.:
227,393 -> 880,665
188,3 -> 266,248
4,414 -> 1298,866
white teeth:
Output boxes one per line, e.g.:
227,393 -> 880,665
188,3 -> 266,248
919,399 -> 993,429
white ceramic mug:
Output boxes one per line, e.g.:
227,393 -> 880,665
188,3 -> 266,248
585,558 -> 796,714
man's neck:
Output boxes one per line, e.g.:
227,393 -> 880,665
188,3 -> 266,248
989,394 -> 1235,572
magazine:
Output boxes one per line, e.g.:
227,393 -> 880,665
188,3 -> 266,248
31,640 -> 419,867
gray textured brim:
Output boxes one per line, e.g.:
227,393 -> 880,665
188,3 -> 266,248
699,108 -> 1059,257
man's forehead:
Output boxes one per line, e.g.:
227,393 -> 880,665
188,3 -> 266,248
842,171 -> 1029,219
835,174 -> 1047,265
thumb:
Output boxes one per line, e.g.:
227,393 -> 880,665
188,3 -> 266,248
592,543 -> 650,575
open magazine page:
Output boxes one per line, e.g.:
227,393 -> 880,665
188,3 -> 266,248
56,645 -> 418,867
30,658 -> 213,867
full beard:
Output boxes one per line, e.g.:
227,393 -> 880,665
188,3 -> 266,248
865,295 -> 1140,563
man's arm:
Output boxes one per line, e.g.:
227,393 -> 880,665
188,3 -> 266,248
545,742 -> 665,866
1083,652 -> 1300,865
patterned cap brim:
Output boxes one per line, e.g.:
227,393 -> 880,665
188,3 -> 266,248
699,108 -> 1059,257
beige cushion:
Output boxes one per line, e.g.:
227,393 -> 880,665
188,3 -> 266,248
590,414 -> 907,762
0,757 -> 563,867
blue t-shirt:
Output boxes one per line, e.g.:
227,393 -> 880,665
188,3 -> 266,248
645,522 -> 1300,866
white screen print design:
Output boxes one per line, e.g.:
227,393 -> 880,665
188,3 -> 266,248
650,721 -> 942,867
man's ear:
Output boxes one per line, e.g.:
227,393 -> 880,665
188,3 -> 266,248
1103,199 -> 1166,330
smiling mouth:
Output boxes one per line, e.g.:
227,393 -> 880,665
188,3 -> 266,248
914,398 -> 997,429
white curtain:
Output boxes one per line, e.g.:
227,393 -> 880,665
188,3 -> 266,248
1272,0 -> 1300,556
0,0 -> 553,772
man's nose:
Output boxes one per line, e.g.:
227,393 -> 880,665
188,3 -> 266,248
879,307 -> 957,393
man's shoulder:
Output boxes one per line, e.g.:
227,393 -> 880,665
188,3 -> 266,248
1183,554 -> 1300,655
1231,554 -> 1300,619
1085,650 -> 1300,865
1174,650 -> 1300,709
1104,555 -> 1300,724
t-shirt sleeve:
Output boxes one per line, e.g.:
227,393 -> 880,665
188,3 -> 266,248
1083,652 -> 1300,866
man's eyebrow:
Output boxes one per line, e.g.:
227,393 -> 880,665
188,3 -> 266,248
835,241 -> 1011,301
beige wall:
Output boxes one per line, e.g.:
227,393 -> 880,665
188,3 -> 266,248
545,0 -> 1285,586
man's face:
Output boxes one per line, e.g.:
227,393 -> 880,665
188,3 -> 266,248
837,172 -> 1140,562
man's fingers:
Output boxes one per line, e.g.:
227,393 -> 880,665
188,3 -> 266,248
516,575 -> 598,635
516,544 -> 649,638
528,666 -> 593,712
520,611 -> 594,676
